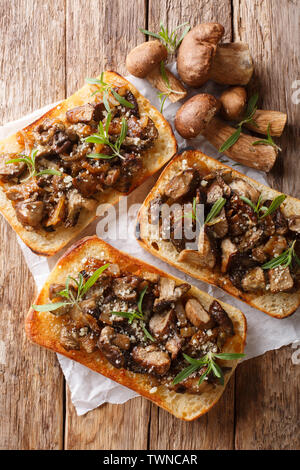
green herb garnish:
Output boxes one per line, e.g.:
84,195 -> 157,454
219,93 -> 259,153
173,351 -> 245,386
86,73 -> 134,112
33,264 -> 110,313
85,112 -> 127,160
157,61 -> 185,112
205,197 -> 226,225
262,240 -> 300,270
6,148 -> 62,181
252,123 -> 282,151
110,286 -> 155,342
240,194 -> 286,219
140,21 -> 190,54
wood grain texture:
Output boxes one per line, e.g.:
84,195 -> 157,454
64,0 -> 150,450
233,0 -> 300,450
0,0 -> 65,450
235,346 -> 300,450
233,0 -> 300,196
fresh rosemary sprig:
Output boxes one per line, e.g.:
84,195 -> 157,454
219,93 -> 259,153
158,61 -> 185,112
205,197 -> 226,225
33,264 -> 110,312
6,148 -> 62,181
110,286 -> 155,342
173,351 -> 245,386
240,194 -> 286,219
262,240 -> 300,270
140,21 -> 190,54
86,73 -> 134,112
252,123 -> 282,151
85,112 -> 127,160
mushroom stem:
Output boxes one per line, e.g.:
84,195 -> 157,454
244,110 -> 287,137
146,64 -> 187,102
202,117 -> 278,172
209,43 -> 254,85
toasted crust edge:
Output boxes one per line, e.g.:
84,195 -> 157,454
137,150 -> 300,319
25,235 -> 246,421
0,71 -> 177,256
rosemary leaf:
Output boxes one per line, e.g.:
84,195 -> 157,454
205,197 -> 226,225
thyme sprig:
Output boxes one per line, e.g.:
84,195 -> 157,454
6,148 -> 62,181
85,112 -> 127,160
158,61 -> 185,112
86,73 -> 134,112
140,21 -> 190,54
219,93 -> 259,153
110,286 -> 155,342
173,352 -> 245,386
252,123 -> 282,151
262,240 -> 300,270
240,194 -> 286,219
33,264 -> 110,312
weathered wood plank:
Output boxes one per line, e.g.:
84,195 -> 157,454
0,0 -> 65,449
147,0 -> 235,450
233,0 -> 300,195
235,346 -> 300,450
64,0 -> 150,450
233,0 -> 300,450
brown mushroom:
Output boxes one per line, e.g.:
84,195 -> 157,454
220,87 -> 287,136
131,345 -> 171,375
288,216 -> 300,233
126,40 -> 187,103
185,298 -> 214,329
177,24 -> 253,87
98,326 -> 126,368
175,94 -> 278,172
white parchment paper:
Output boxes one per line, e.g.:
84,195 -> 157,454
1,68 -> 299,415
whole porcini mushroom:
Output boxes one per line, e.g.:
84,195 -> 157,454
220,86 -> 287,136
126,40 -> 187,102
175,93 -> 278,172
177,23 -> 254,87
177,23 -> 224,87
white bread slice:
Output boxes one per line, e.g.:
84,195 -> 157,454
0,71 -> 177,256
25,236 -> 246,421
137,150 -> 300,318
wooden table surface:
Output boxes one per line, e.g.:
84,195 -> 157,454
0,0 -> 299,450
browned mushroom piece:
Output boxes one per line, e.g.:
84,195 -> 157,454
154,277 -> 190,311
60,326 -> 80,351
131,345 -> 171,375
221,238 -> 237,273
165,334 -> 183,360
229,178 -> 260,203
164,169 -> 197,200
288,216 -> 300,233
197,228 -> 216,269
98,326 -> 126,368
241,267 -> 266,292
185,298 -> 214,329
126,40 -> 186,102
66,103 -> 104,124
0,155 -> 27,182
268,267 -> 294,294
14,200 -> 44,228
149,309 -> 175,338
209,300 -> 234,336
263,235 -> 287,258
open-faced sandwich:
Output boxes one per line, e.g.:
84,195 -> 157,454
25,236 -> 246,421
137,150 -> 300,318
0,71 -> 176,256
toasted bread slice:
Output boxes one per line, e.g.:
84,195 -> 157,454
25,236 -> 246,421
0,71 -> 177,256
137,150 -> 300,319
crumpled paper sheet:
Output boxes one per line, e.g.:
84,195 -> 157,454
1,67 -> 299,416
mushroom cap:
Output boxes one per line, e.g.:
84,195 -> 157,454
220,86 -> 247,121
126,40 -> 168,78
175,94 -> 221,139
177,23 -> 224,87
